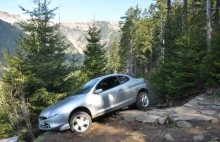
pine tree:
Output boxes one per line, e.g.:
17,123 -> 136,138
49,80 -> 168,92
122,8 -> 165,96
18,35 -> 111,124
119,5 -> 141,74
107,37 -> 120,73
83,23 -> 106,80
0,0 -> 76,139
149,0 -> 206,100
18,0 -> 73,93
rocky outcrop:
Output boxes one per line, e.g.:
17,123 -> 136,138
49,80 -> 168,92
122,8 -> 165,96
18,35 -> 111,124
117,95 -> 220,127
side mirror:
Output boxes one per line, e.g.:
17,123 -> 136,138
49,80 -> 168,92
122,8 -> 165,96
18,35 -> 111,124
94,89 -> 103,94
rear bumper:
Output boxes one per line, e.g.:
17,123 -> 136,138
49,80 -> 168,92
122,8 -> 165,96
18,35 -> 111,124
39,113 -> 70,131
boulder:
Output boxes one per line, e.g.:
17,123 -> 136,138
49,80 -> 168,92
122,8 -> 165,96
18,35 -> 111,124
211,105 -> 220,110
169,112 -> 216,122
193,135 -> 204,142
184,99 -> 199,108
217,113 -> 220,118
209,137 -> 220,141
172,106 -> 198,114
146,110 -> 169,117
136,114 -> 160,123
164,134 -> 175,142
211,118 -> 219,124
158,116 -> 168,125
200,110 -> 217,115
118,110 -> 145,121
176,120 -> 192,128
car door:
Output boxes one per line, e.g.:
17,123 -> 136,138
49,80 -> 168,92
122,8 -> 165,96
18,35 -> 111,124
92,76 -> 120,115
113,75 -> 133,107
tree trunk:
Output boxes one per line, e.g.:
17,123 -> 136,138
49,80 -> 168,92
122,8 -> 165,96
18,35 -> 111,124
149,52 -> 153,72
128,27 -> 133,76
215,0 -> 220,26
207,0 -> 212,51
167,0 -> 171,23
183,0 -> 188,26
133,55 -> 137,77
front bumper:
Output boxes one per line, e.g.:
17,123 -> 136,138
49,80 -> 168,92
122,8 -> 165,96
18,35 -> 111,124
39,113 -> 70,131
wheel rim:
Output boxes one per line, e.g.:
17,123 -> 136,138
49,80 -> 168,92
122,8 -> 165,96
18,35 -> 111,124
140,93 -> 149,107
71,114 -> 90,132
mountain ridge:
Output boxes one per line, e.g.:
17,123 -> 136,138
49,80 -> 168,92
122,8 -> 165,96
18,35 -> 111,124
0,10 -> 120,56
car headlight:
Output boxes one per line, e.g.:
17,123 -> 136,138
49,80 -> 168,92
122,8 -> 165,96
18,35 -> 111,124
48,113 -> 57,119
48,108 -> 61,118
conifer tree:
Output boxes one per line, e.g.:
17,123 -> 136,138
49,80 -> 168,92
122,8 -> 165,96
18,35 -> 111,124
18,0 -> 73,93
119,5 -> 141,74
83,23 -> 106,80
0,0 -> 76,139
107,37 -> 120,73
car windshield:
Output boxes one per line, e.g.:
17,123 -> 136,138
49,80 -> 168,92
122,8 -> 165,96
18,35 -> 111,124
74,78 -> 99,95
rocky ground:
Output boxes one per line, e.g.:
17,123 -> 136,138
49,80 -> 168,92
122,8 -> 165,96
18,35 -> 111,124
35,91 -> 220,142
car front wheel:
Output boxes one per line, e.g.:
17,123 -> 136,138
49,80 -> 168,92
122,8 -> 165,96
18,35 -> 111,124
70,111 -> 92,133
136,92 -> 149,110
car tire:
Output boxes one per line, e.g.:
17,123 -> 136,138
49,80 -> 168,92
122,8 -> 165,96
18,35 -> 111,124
136,92 -> 149,110
70,111 -> 92,134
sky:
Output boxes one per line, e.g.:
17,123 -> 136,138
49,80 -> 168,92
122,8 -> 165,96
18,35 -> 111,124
0,0 -> 153,21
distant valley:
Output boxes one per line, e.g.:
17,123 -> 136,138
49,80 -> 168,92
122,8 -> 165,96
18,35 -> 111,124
0,10 -> 120,63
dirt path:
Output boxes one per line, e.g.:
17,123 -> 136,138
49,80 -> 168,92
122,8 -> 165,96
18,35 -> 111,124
37,113 -> 220,142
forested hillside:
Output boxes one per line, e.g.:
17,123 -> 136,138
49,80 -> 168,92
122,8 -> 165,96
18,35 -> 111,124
118,0 -> 219,100
0,19 -> 24,61
0,0 -> 219,141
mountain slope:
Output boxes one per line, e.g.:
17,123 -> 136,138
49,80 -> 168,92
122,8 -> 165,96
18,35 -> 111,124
0,19 -> 23,61
0,11 -> 120,62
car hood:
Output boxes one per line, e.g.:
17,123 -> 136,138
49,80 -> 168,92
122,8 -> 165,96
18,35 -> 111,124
40,95 -> 80,118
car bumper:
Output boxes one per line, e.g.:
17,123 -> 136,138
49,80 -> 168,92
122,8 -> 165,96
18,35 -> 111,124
39,113 -> 70,131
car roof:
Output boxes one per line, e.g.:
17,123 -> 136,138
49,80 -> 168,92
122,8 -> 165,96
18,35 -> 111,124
95,74 -> 131,80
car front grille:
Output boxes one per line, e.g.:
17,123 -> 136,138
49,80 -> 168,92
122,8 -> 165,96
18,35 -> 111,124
40,124 -> 50,128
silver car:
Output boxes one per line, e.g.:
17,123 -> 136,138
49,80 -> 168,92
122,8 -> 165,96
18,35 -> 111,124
39,74 -> 149,133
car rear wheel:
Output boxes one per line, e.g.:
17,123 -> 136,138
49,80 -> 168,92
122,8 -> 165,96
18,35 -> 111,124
70,111 -> 92,133
136,92 -> 149,110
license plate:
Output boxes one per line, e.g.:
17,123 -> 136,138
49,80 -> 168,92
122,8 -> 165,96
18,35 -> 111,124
40,125 -> 50,128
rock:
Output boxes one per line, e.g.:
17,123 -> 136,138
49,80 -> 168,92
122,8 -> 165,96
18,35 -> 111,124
176,120 -> 192,128
184,99 -> 199,108
198,102 -> 212,105
118,110 -> 145,121
158,116 -> 168,125
200,110 -> 217,115
193,135 -> 204,142
0,136 -> 19,142
211,105 -> 220,110
211,118 -> 219,124
136,114 -> 160,123
146,110 -> 169,117
164,134 -> 175,142
169,112 -> 216,122
207,126 -> 212,130
124,116 -> 135,121
172,106 -> 198,114
196,97 -> 205,101
217,113 -> 220,118
210,137 -> 220,141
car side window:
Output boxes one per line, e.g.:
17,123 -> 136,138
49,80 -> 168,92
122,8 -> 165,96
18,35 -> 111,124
96,76 -> 120,92
118,76 -> 130,84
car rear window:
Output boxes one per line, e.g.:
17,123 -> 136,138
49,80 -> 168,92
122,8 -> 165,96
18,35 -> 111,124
118,76 -> 130,84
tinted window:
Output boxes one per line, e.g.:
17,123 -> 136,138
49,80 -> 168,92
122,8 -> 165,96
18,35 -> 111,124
118,76 -> 130,84
96,76 -> 120,91
74,78 -> 99,95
